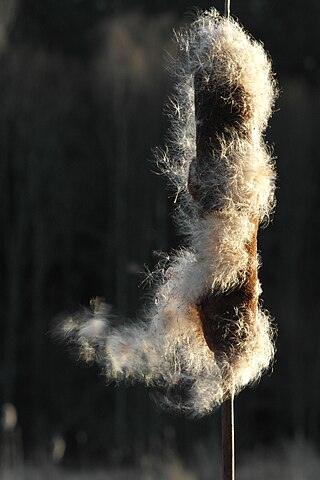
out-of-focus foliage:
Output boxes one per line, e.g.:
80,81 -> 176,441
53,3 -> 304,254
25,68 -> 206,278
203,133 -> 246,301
8,0 -> 109,54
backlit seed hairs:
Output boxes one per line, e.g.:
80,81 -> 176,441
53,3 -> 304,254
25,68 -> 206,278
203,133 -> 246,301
57,9 -> 277,416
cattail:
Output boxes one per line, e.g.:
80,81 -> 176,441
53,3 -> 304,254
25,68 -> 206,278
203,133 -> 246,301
57,9 -> 277,417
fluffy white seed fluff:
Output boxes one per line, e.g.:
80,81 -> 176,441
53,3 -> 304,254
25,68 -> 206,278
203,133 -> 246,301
57,10 -> 277,416
162,10 -> 277,220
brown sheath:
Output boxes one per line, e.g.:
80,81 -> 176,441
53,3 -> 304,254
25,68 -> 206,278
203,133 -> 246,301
189,69 -> 258,373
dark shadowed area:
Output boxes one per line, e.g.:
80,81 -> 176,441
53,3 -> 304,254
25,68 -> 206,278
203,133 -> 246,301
1,0 -> 320,478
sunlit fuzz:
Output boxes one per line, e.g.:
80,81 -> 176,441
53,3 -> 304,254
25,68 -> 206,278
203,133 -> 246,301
57,9 -> 277,416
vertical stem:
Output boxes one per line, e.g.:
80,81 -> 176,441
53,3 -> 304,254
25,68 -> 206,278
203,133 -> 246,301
224,0 -> 231,19
222,394 -> 235,480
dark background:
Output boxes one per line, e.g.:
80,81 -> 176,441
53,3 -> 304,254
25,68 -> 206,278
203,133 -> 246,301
0,0 -> 320,473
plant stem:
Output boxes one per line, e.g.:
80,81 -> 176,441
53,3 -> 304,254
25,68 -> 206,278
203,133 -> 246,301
224,0 -> 231,18
222,394 -> 235,480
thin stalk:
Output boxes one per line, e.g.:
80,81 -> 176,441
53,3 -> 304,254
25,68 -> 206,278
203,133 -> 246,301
222,394 -> 235,480
224,0 -> 231,19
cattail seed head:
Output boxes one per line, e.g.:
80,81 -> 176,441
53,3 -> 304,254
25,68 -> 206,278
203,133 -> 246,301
56,9 -> 277,416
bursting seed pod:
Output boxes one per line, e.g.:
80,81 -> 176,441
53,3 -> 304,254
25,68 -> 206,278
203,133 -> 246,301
58,10 -> 277,416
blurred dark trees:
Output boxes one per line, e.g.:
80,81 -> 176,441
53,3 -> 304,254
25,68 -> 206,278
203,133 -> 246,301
0,0 -> 320,468
9,0 -> 109,54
